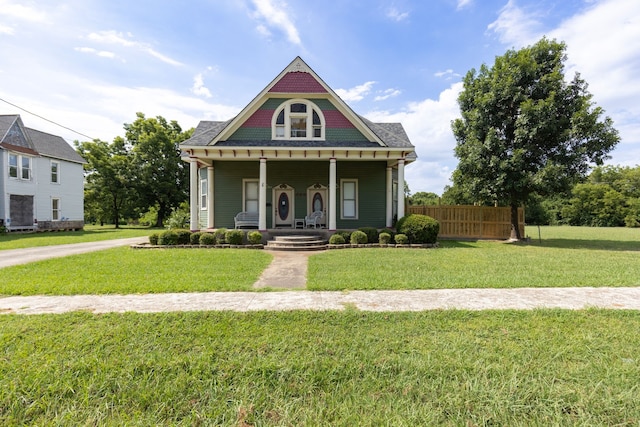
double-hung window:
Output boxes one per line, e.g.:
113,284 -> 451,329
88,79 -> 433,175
51,161 -> 60,183
243,179 -> 259,213
8,154 -> 18,178
341,179 -> 358,219
8,153 -> 31,180
52,198 -> 60,221
200,179 -> 208,210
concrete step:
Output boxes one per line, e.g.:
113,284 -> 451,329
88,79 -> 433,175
265,235 -> 327,251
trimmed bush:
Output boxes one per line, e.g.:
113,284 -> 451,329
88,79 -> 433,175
329,233 -> 346,245
395,215 -> 409,233
225,229 -> 244,245
394,233 -> 409,245
398,214 -> 440,244
199,233 -> 216,245
378,232 -> 391,245
380,228 -> 396,240
158,230 -> 178,246
175,229 -> 192,245
350,230 -> 368,245
214,228 -> 227,244
149,232 -> 159,245
335,230 -> 352,243
190,232 -> 203,245
358,227 -> 379,243
247,231 -> 263,245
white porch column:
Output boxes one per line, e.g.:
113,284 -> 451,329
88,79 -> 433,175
189,157 -> 199,231
207,166 -> 214,229
386,166 -> 393,227
259,158 -> 267,231
397,159 -> 405,220
329,158 -> 337,231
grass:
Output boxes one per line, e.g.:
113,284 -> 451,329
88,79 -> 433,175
0,247 -> 273,295
1,309 -> 639,425
0,225 -> 153,250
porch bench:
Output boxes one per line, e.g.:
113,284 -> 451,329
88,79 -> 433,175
234,211 -> 259,229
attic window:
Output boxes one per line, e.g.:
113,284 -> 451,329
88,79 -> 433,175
272,99 -> 325,140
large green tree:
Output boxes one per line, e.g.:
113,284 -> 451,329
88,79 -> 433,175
124,113 -> 193,227
75,138 -> 135,228
451,38 -> 620,239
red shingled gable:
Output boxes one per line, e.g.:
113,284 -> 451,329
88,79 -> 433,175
269,72 -> 327,93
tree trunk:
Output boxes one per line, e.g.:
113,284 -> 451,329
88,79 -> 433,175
509,203 -> 521,240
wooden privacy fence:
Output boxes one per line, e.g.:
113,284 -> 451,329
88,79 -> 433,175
406,205 -> 525,240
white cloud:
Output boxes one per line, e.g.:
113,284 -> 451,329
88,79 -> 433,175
386,6 -> 409,22
374,88 -> 401,101
86,30 -> 182,66
434,69 -> 462,80
335,81 -> 376,102
251,0 -> 302,46
0,1 -> 47,22
0,24 -> 14,35
366,82 -> 464,193
74,47 -> 117,59
191,73 -> 212,98
456,0 -> 473,10
487,0 -> 543,46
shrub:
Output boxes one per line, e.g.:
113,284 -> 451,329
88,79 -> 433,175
174,229 -> 192,245
380,228 -> 396,240
248,231 -> 263,244
358,227 -> 379,243
398,214 -> 440,244
165,202 -> 190,229
335,230 -> 351,242
199,233 -> 216,245
395,215 -> 409,233
149,232 -> 159,245
394,233 -> 408,245
350,230 -> 368,245
329,233 -> 346,245
378,232 -> 391,245
158,230 -> 178,246
214,228 -> 227,244
225,229 -> 245,245
190,232 -> 203,245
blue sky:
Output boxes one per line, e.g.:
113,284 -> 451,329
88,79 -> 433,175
1,0 -> 638,194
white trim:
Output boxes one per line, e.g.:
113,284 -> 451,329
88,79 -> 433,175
340,178 -> 358,220
242,178 -> 260,213
271,99 -> 325,141
200,178 -> 207,210
51,160 -> 60,184
8,152 -> 32,181
51,197 -> 61,221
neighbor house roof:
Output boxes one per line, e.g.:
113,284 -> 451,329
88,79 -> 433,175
0,114 -> 86,164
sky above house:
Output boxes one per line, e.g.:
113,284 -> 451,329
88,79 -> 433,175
1,0 -> 638,195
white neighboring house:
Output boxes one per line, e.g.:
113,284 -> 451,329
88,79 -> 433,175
0,114 -> 86,231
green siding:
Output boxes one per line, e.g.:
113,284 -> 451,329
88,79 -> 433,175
227,127 -> 271,141
211,160 -> 388,229
325,128 -> 368,142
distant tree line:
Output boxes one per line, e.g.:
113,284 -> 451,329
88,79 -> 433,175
75,113 -> 193,228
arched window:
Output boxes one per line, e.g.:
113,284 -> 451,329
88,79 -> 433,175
272,99 -> 325,140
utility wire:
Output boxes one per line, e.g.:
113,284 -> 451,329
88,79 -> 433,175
0,96 -> 96,141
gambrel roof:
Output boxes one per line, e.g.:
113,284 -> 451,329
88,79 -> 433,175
0,114 -> 86,164
181,57 -> 416,161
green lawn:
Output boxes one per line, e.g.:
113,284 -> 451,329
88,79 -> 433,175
0,225 -> 153,250
1,310 -> 638,425
1,226 -> 638,295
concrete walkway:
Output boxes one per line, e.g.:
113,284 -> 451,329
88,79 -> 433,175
2,239 -> 640,315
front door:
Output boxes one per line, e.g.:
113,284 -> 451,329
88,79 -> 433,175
273,185 -> 294,227
307,185 -> 327,227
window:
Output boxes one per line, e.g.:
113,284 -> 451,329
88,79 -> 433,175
8,153 -> 31,180
243,179 -> 259,212
52,198 -> 60,221
8,154 -> 18,178
341,179 -> 358,219
272,99 -> 325,140
200,179 -> 208,210
51,161 -> 60,183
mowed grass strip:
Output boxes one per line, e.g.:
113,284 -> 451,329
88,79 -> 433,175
308,226 -> 640,290
0,226 -> 152,250
1,310 -> 639,425
0,247 -> 273,295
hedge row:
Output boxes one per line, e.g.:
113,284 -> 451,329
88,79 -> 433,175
149,229 -> 263,246
328,215 -> 439,245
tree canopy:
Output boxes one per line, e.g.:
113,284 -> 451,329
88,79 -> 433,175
451,37 -> 620,239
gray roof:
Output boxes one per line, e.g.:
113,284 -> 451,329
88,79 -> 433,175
181,117 -> 415,151
0,114 -> 86,164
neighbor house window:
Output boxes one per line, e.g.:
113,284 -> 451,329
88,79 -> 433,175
52,198 -> 60,221
8,153 -> 31,180
243,179 -> 259,212
200,179 -> 207,210
341,179 -> 358,219
272,99 -> 325,140
51,161 -> 60,183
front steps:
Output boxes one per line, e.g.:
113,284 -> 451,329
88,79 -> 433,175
265,235 -> 327,251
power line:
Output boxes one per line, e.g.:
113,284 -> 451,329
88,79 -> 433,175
0,96 -> 96,141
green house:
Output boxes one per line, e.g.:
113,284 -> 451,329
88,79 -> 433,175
180,57 -> 416,231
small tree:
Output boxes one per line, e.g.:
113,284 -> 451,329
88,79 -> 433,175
452,38 -> 619,239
